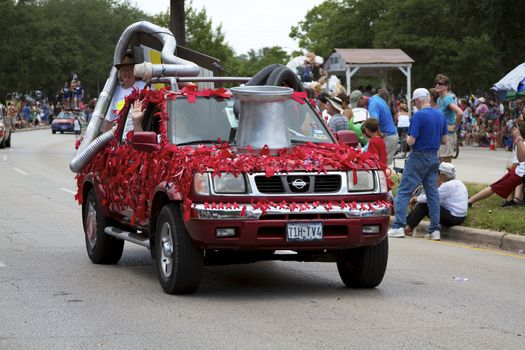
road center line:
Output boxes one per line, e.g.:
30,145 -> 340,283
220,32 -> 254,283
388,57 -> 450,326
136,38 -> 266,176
13,168 -> 29,176
60,188 -> 77,195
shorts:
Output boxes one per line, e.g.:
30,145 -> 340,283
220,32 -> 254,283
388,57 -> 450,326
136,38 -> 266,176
490,167 -> 524,198
383,134 -> 399,166
439,132 -> 456,158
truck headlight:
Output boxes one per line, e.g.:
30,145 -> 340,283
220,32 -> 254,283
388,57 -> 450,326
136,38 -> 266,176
212,173 -> 246,193
377,171 -> 388,194
347,170 -> 374,191
194,173 -> 210,195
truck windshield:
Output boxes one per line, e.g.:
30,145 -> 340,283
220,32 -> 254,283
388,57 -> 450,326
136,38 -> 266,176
168,96 -> 334,145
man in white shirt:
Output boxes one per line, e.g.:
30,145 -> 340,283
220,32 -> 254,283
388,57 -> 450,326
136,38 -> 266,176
405,162 -> 468,238
103,54 -> 146,132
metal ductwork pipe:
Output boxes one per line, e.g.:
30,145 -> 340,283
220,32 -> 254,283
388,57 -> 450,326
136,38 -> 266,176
70,21 -> 200,173
232,86 -> 294,149
69,129 -> 114,173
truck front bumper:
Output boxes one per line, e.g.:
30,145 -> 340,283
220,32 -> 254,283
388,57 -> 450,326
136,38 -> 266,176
187,202 -> 390,250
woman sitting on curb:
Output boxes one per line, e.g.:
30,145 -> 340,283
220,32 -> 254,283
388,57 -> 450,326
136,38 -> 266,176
405,162 -> 469,239
468,124 -> 525,207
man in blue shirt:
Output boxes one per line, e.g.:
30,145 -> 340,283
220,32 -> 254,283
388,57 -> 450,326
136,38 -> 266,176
388,88 -> 448,240
368,88 -> 398,165
435,74 -> 463,163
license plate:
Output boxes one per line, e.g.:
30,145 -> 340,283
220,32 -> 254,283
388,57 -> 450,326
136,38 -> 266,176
287,222 -> 323,242
61,125 -> 69,130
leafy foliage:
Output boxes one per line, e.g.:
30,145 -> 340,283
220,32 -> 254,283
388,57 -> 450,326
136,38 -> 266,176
0,0 -> 146,101
290,0 -> 525,96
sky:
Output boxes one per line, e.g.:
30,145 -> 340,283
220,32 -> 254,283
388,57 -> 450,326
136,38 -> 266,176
131,0 -> 325,55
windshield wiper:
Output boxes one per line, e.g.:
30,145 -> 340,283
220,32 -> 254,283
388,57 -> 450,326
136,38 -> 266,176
177,139 -> 223,146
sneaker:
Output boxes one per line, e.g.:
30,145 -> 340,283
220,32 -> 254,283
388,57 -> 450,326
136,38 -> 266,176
424,231 -> 440,241
388,227 -> 405,238
501,200 -> 515,208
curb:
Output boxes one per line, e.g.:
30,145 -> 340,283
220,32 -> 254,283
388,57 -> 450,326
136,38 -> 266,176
415,221 -> 525,253
13,126 -> 51,133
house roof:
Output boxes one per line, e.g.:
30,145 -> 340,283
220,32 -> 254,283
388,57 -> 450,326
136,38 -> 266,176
334,48 -> 414,65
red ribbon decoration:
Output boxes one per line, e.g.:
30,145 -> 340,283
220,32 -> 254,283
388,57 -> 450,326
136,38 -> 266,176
75,86 -> 388,224
291,91 -> 308,104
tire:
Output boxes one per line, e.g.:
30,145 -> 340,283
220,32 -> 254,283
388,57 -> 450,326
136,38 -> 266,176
155,203 -> 203,294
233,64 -> 283,117
52,130 -> 56,134
82,188 -> 124,264
60,131 -> 64,134
265,66 -> 304,91
453,144 -> 459,159
5,133 -> 11,147
0,137 -> 4,149
337,238 -> 388,288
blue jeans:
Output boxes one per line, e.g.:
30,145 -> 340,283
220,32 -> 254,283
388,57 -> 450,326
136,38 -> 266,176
393,152 -> 440,232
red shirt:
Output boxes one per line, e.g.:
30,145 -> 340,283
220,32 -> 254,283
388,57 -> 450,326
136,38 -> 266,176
367,136 -> 387,169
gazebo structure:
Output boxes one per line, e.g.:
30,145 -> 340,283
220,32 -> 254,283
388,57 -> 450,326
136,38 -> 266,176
324,48 -> 414,105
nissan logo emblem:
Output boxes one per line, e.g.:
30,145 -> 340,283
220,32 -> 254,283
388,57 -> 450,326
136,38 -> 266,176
292,179 -> 307,189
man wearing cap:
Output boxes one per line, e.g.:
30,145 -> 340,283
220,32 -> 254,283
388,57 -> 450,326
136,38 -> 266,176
434,74 -> 463,163
405,162 -> 468,237
388,88 -> 448,240
326,96 -> 348,133
103,54 -> 146,132
346,90 -> 369,145
367,88 -> 399,165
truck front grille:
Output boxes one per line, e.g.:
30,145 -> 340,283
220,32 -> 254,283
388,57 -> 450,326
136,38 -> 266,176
254,174 -> 341,194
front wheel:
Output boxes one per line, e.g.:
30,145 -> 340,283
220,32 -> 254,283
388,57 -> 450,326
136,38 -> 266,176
337,238 -> 388,288
155,203 -> 203,294
5,133 -> 11,147
52,130 -> 56,134
83,188 -> 124,264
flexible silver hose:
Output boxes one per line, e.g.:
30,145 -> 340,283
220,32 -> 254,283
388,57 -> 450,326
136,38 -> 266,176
70,21 -> 200,173
69,129 -> 114,173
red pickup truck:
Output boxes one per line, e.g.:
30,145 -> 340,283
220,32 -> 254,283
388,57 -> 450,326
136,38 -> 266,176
72,22 -> 390,295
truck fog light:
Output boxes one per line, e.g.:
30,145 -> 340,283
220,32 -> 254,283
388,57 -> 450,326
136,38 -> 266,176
363,225 -> 381,235
216,228 -> 236,237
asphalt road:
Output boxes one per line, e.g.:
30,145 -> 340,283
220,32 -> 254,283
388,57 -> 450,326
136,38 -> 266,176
392,145 -> 512,184
1,130 -> 524,349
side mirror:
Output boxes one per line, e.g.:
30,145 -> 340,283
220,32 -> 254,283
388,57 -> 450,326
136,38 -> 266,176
336,130 -> 360,148
131,131 -> 159,152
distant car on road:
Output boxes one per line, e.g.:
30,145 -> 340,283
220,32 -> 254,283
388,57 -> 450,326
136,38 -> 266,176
51,109 -> 82,134
0,104 -> 12,148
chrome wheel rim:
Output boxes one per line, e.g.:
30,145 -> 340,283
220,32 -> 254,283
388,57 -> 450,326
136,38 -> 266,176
85,200 -> 97,250
159,222 -> 174,279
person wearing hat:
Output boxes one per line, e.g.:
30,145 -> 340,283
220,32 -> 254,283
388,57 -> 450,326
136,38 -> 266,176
326,96 -> 348,133
345,90 -> 369,145
404,162 -> 468,238
388,87 -> 448,240
103,53 -> 146,132
435,74 -> 463,163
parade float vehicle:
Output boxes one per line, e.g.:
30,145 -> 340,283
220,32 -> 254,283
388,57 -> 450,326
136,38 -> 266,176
70,21 -> 391,294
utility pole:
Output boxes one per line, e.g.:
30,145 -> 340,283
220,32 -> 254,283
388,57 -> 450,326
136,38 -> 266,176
170,0 -> 186,46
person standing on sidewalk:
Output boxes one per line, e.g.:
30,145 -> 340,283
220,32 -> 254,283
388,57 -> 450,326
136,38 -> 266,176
435,74 -> 463,163
368,88 -> 399,165
388,88 -> 448,240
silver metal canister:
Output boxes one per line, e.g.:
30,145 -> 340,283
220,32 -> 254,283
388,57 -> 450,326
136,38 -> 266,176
231,86 -> 293,149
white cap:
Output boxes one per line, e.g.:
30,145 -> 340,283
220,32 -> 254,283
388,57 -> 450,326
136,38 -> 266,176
411,88 -> 430,102
439,162 -> 455,176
